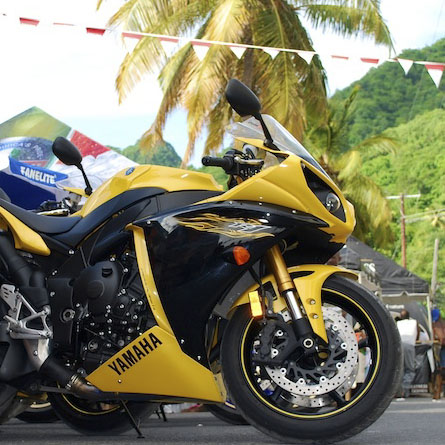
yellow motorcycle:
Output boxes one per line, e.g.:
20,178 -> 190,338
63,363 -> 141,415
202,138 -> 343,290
0,79 -> 401,442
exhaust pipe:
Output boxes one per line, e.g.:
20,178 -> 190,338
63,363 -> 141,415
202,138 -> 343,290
37,353 -> 119,401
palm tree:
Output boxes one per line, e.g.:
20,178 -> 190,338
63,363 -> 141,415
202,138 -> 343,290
99,0 -> 392,165
305,86 -> 397,248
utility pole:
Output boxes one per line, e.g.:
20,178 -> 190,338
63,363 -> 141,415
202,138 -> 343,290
427,238 -> 440,338
386,193 -> 421,269
400,194 -> 406,268
431,238 -> 440,300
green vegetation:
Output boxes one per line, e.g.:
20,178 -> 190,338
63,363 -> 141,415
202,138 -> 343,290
306,88 -> 398,248
332,38 -> 445,148
110,140 -> 181,167
361,109 -> 445,295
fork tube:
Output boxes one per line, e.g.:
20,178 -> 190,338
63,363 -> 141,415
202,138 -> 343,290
266,245 -> 304,320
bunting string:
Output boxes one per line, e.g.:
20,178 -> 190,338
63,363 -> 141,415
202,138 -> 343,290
2,12 -> 444,88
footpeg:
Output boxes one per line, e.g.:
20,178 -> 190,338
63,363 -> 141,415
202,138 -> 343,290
0,284 -> 52,339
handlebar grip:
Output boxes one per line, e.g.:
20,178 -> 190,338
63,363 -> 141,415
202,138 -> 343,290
202,156 -> 234,170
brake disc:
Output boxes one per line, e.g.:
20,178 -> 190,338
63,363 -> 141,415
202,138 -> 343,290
265,307 -> 358,406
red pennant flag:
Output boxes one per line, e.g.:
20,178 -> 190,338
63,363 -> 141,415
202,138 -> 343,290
122,32 -> 143,40
159,36 -> 180,43
360,58 -> 379,64
19,17 -> 39,26
86,27 -> 106,36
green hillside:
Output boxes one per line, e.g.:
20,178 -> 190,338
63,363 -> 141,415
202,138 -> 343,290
118,141 -> 182,167
362,109 -> 445,296
332,38 -> 445,147
109,141 -> 229,187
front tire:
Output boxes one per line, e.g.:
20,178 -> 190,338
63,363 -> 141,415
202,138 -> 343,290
205,402 -> 248,425
48,393 -> 156,435
221,275 -> 402,444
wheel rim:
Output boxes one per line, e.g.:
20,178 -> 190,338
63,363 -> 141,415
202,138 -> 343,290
240,288 -> 382,419
28,401 -> 52,410
60,394 -> 121,416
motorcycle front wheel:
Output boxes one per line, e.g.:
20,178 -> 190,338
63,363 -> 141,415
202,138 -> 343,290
221,275 -> 402,444
205,401 -> 248,425
48,393 -> 156,435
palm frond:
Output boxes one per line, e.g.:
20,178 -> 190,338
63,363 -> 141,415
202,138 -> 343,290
354,134 -> 398,156
342,172 -> 393,247
299,0 -> 393,48
204,96 -> 233,155
140,44 -> 192,149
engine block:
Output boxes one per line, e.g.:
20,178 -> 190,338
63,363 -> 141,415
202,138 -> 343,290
79,253 -> 155,373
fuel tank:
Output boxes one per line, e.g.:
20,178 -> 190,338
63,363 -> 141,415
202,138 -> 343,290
79,165 -> 223,217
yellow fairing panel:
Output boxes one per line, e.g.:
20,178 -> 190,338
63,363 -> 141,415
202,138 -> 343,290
199,152 -> 355,244
0,207 -> 50,256
128,225 -> 173,335
87,326 -> 224,402
86,224 -> 223,402
80,165 -> 222,217
231,265 -> 357,343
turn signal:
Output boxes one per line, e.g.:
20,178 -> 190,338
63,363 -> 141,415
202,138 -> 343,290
233,246 -> 250,265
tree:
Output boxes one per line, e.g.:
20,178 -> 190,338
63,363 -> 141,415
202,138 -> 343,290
100,0 -> 392,165
305,87 -> 398,248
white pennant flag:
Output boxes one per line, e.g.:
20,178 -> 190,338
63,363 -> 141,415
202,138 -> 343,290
425,64 -> 444,88
263,48 -> 279,59
159,38 -> 179,57
123,36 -> 139,53
230,46 -> 246,59
297,50 -> 315,65
192,44 -> 210,61
397,58 -> 413,75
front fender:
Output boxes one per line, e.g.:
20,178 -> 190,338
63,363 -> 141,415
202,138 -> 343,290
230,265 -> 357,343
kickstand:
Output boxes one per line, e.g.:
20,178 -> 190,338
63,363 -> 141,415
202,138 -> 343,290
121,400 -> 145,439
157,404 -> 168,422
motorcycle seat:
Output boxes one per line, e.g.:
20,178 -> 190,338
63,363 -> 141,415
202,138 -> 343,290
0,198 -> 81,234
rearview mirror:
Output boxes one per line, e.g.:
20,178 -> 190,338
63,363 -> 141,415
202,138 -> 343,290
225,79 -> 261,118
52,137 -> 82,167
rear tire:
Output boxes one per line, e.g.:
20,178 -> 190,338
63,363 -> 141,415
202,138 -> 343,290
16,401 -> 59,423
221,275 -> 402,444
48,393 -> 156,435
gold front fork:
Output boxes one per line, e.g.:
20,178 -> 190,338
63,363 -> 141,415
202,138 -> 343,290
266,245 -> 314,346
266,244 -> 294,293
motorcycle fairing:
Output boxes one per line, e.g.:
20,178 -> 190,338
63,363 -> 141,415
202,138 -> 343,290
0,163 -> 222,258
78,165 -> 222,218
86,325 -> 224,402
86,226 -> 224,402
230,265 -> 357,343
198,154 -> 355,244
0,205 -> 50,256
135,200 -> 327,364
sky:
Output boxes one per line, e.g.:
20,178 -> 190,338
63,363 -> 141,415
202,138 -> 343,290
0,0 -> 444,165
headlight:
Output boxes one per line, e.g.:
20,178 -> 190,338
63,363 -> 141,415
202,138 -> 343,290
302,164 -> 346,222
325,192 -> 341,213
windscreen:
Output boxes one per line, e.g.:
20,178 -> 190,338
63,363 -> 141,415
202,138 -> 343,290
227,115 -> 327,176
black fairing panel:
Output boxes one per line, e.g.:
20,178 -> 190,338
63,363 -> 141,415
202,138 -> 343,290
53,188 -> 165,247
137,200 -> 330,365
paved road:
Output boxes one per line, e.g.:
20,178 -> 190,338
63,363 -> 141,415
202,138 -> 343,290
0,398 -> 443,444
